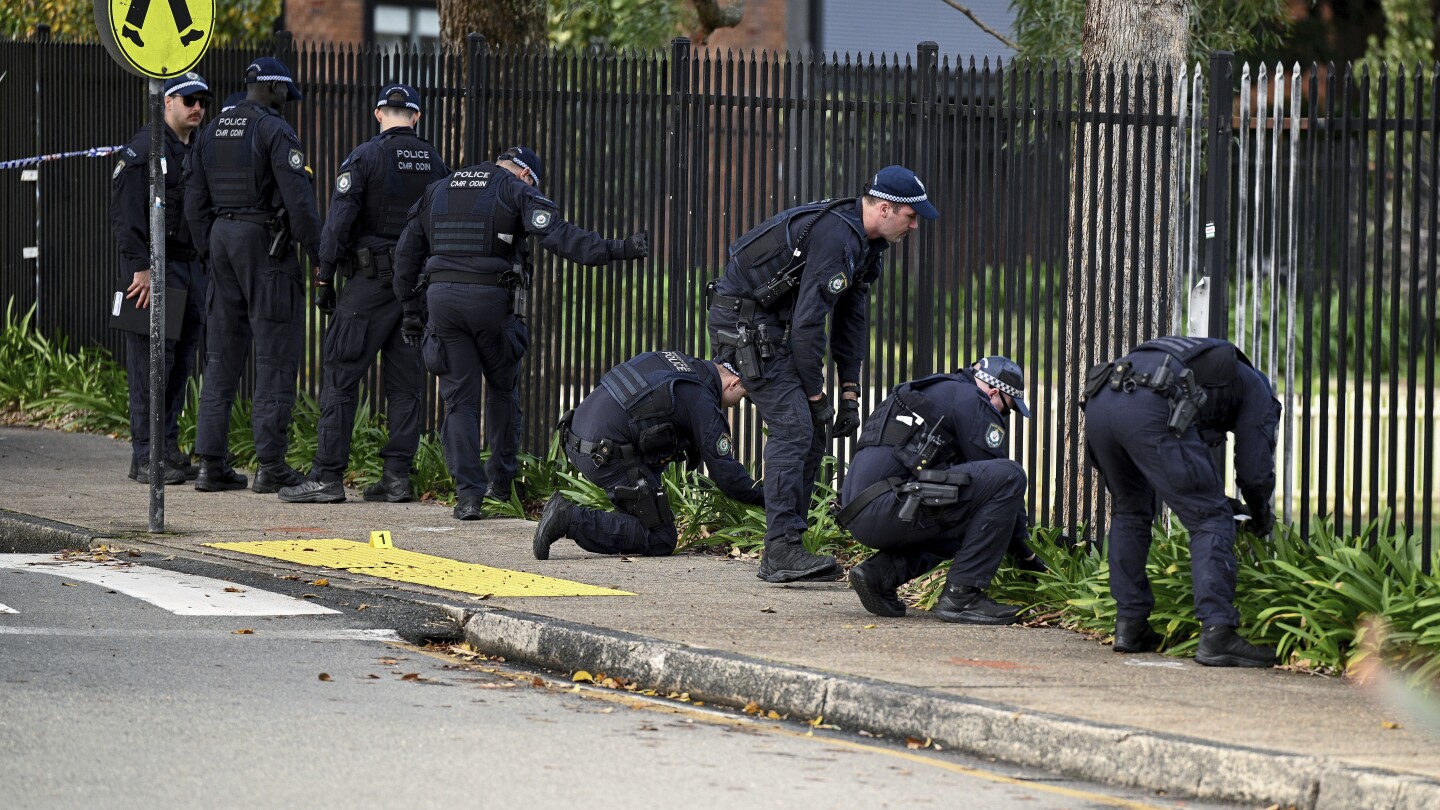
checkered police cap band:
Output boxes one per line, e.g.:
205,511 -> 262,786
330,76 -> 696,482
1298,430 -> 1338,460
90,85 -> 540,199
866,186 -> 930,207
379,88 -> 420,111
505,154 -> 539,185
973,367 -> 1022,400
719,362 -> 739,377
166,79 -> 208,97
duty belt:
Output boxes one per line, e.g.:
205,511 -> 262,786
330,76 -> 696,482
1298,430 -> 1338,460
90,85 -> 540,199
426,270 -> 508,286
706,286 -> 757,323
562,427 -> 637,469
836,477 -> 907,526
217,211 -> 273,225
346,247 -> 395,280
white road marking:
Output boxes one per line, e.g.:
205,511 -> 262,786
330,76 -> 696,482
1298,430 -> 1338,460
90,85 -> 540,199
407,526 -> 456,532
1123,658 -> 1186,669
0,555 -> 340,616
0,627 -> 404,641
0,603 -> 16,614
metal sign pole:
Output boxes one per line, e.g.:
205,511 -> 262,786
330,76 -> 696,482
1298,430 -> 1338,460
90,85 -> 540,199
147,77 -> 166,532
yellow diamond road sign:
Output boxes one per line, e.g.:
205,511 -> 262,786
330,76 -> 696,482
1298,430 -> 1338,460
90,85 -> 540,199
94,0 -> 215,79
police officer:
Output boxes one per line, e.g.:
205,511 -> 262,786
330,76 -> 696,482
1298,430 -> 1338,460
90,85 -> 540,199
278,84 -> 451,504
838,357 -> 1033,623
1083,336 -> 1281,668
184,57 -> 322,493
109,72 -> 212,485
707,166 -> 938,583
532,352 -> 763,559
393,146 -> 648,520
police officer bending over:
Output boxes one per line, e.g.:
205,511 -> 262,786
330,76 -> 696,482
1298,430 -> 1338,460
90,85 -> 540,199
838,357 -> 1033,624
393,146 -> 649,520
184,57 -> 322,493
279,84 -> 450,504
533,352 -> 764,559
110,72 -> 212,485
708,166 -> 938,583
1083,336 -> 1281,668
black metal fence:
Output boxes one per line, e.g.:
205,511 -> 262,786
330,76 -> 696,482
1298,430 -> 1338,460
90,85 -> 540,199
0,33 -> 1435,558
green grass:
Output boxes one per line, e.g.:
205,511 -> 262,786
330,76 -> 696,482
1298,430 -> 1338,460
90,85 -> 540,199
4,297 -> 1437,688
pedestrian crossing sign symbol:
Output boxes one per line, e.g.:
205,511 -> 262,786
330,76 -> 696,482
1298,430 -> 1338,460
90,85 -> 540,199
94,0 -> 215,79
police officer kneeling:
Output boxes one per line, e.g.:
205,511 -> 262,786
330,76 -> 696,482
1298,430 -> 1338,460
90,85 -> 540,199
533,352 -> 763,559
1083,336 -> 1281,667
394,146 -> 649,520
837,357 -> 1033,624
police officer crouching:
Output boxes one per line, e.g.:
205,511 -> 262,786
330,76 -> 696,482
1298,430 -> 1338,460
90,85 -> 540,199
1083,336 -> 1281,667
278,84 -> 450,504
837,357 -> 1034,623
109,72 -> 212,485
533,352 -> 763,559
184,57 -> 323,493
393,146 -> 649,520
707,166 -> 938,583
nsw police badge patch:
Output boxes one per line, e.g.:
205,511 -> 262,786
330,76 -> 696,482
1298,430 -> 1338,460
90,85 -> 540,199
288,148 -> 305,170
827,272 -> 849,294
985,424 -> 1005,449
335,171 -> 352,194
716,434 -> 733,456
112,159 -> 125,180
531,210 -> 552,230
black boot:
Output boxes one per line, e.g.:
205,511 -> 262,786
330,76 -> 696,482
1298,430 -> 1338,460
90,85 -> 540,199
486,480 -> 526,502
278,478 -> 346,504
932,584 -> 1020,625
848,554 -> 906,617
167,443 -> 199,481
363,471 -> 413,503
133,458 -> 187,485
1113,616 -> 1164,653
252,461 -> 304,494
1195,625 -> 1278,668
195,458 -> 247,492
453,495 -> 485,521
756,538 -> 841,583
533,493 -> 572,560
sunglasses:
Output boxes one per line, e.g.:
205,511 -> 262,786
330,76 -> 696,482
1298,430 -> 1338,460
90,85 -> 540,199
178,95 -> 210,109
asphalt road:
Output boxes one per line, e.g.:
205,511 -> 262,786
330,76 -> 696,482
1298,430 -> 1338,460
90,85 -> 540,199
0,551 -> 1243,809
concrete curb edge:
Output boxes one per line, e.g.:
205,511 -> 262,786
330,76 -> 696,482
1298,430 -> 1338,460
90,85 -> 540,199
0,508 -> 110,553
462,608 -> 1440,810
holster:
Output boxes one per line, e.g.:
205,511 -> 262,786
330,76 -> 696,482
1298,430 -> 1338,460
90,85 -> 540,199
714,327 -> 762,380
266,209 -> 292,260
611,477 -> 671,530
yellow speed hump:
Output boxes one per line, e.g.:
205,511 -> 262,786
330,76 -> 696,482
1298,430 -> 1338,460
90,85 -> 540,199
94,0 -> 215,79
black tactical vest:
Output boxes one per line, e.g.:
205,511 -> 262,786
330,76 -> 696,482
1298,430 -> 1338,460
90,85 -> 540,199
1132,336 -> 1247,429
726,198 -> 864,293
855,371 -> 964,471
430,162 -> 518,260
204,102 -> 267,209
363,130 -> 441,240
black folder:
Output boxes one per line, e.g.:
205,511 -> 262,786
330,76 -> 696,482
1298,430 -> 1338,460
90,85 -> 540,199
108,286 -> 187,341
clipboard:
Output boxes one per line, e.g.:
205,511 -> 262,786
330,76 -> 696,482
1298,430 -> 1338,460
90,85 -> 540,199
108,285 -> 187,341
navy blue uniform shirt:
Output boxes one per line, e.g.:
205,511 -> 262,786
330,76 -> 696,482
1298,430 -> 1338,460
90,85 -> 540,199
110,124 -> 196,273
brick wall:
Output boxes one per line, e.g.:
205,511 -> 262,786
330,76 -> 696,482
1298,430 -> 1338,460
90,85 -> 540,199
286,0 -> 366,44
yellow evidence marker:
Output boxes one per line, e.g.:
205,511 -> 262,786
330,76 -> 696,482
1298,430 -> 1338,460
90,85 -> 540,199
206,538 -> 632,598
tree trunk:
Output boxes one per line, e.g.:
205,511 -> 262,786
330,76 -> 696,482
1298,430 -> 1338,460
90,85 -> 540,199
438,0 -> 546,51
1059,0 -> 1191,537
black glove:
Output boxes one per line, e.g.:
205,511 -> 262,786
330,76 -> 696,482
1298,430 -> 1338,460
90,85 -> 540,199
833,397 -> 861,438
401,313 -> 424,347
620,230 -> 649,260
808,395 -> 834,429
313,283 -> 335,315
1247,505 -> 1275,538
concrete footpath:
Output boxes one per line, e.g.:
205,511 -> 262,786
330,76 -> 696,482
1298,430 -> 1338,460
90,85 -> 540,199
1,426 -> 1436,809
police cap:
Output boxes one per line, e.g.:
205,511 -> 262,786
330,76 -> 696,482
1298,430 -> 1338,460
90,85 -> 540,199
244,57 -> 303,102
377,83 -> 422,113
497,145 -> 543,188
164,72 -> 211,98
219,92 -> 245,113
972,355 -> 1031,418
865,165 -> 938,220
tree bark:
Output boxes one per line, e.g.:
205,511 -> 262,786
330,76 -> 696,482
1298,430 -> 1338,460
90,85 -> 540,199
438,0 -> 546,51
1060,0 -> 1191,536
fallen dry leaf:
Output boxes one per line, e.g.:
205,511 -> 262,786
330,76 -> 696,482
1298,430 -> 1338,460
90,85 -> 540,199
572,670 -> 595,683
378,658 -> 400,665
531,676 -> 546,688
765,710 -> 781,720
312,579 -> 330,587
318,673 -> 332,682
61,582 -> 77,587
356,603 -> 371,611
760,606 -> 776,614
863,624 -> 877,629
126,550 -> 141,558
1382,721 -> 1402,729
401,673 -> 422,681
905,737 -> 930,750
232,628 -> 254,635
743,701 -> 761,715
367,674 -> 381,679
223,587 -> 244,593
279,575 -> 301,581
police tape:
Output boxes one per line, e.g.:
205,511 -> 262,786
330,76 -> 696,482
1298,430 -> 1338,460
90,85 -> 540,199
0,145 -> 125,171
